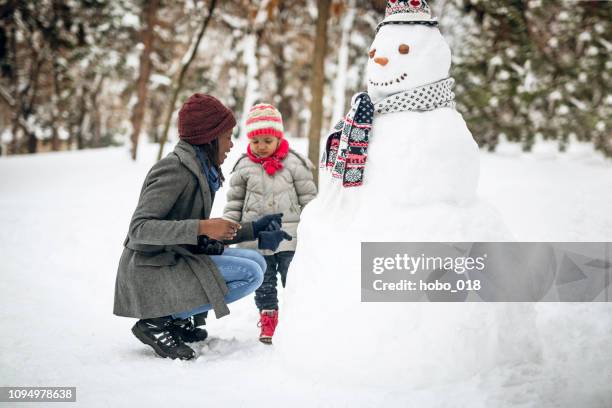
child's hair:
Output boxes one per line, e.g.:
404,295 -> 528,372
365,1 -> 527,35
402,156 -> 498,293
197,139 -> 225,183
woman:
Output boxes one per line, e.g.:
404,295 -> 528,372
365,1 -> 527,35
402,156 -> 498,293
113,93 -> 291,360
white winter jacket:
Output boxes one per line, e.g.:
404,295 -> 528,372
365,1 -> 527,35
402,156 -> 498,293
223,149 -> 317,255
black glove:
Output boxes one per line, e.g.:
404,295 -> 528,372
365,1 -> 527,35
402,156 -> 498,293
258,230 -> 292,251
267,219 -> 281,232
193,235 -> 225,255
252,213 -> 283,236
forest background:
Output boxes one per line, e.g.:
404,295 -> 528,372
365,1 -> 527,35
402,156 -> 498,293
1,0 -> 610,167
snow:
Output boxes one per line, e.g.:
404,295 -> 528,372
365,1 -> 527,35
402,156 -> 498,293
1,128 -> 11,144
1,139 -> 612,406
121,12 -> 140,29
150,73 -> 172,87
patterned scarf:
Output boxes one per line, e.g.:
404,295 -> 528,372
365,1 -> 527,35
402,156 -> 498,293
321,77 -> 455,187
194,145 -> 221,194
247,138 -> 290,175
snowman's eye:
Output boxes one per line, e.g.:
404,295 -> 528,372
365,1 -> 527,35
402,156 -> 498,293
368,49 -> 376,59
398,44 -> 410,54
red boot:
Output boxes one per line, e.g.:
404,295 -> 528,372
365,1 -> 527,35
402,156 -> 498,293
258,309 -> 279,344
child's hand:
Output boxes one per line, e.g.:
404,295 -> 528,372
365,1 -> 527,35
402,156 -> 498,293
257,230 -> 292,251
252,213 -> 283,236
266,219 -> 281,231
199,218 -> 241,241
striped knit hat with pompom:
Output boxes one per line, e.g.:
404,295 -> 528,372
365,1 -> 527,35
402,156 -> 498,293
246,103 -> 284,139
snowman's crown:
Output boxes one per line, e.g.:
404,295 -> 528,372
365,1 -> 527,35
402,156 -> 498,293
377,0 -> 438,33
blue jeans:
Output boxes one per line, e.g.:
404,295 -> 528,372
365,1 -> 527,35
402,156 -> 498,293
172,248 -> 266,319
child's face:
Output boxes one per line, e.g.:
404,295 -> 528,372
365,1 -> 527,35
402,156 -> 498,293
250,136 -> 279,158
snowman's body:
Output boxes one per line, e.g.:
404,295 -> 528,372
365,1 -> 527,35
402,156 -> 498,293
363,26 -> 478,205
276,21 -> 538,387
365,107 -> 479,205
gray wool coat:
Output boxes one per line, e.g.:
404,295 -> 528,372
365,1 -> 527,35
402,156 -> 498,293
113,140 -> 255,320
223,150 -> 317,255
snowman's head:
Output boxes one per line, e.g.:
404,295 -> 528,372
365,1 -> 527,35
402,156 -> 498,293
366,24 -> 451,101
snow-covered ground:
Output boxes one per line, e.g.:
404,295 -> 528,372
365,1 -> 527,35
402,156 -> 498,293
1,138 -> 611,407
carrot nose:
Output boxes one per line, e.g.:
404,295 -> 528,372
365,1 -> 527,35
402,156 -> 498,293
374,57 -> 389,66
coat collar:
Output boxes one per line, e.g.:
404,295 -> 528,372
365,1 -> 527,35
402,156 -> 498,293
173,140 -> 212,217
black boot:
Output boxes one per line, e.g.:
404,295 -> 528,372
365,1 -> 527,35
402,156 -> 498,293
172,317 -> 208,343
131,317 -> 196,360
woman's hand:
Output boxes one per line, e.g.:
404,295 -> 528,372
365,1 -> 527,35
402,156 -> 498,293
199,218 -> 241,241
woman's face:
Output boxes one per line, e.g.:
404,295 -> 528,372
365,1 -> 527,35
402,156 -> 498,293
217,130 -> 234,164
249,136 -> 279,158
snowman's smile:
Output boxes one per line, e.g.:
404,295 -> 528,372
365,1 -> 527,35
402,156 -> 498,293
368,72 -> 408,87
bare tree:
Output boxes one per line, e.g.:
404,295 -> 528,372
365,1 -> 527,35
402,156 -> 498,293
157,0 -> 218,161
307,0 -> 331,185
0,7 -> 43,154
130,0 -> 160,160
237,0 -> 270,138
331,0 -> 356,122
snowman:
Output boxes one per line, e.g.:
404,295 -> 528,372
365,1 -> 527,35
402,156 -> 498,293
276,0 -> 540,387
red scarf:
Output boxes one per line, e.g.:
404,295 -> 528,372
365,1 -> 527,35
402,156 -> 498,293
247,138 -> 290,175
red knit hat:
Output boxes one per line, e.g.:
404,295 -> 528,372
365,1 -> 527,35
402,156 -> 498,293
178,93 -> 236,145
246,103 -> 284,139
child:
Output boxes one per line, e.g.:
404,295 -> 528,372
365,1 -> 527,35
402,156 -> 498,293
223,103 -> 317,344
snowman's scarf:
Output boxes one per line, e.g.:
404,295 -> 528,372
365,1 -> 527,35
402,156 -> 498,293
321,77 -> 455,187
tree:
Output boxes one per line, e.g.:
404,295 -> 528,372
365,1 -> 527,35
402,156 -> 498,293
157,0 -> 218,161
237,0 -> 271,138
307,0 -> 331,184
129,0 -> 160,160
1,0 -> 608,160
331,0 -> 355,122
0,0 -> 128,154
453,0 -> 611,156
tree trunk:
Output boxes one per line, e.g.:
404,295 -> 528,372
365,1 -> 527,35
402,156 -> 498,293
50,61 -> 61,151
27,131 -> 37,154
331,0 -> 356,123
1,23 -> 39,155
130,0 -> 159,161
9,21 -> 20,155
24,46 -> 43,154
239,31 -> 263,138
274,40 -> 293,135
371,0 -> 386,13
272,3 -> 293,135
90,75 -> 105,148
74,82 -> 94,150
307,0 -> 331,185
156,0 -> 217,161
237,1 -> 269,139
227,31 -> 244,116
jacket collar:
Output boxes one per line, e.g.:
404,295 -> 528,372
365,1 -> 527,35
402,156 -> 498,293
173,140 -> 212,217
